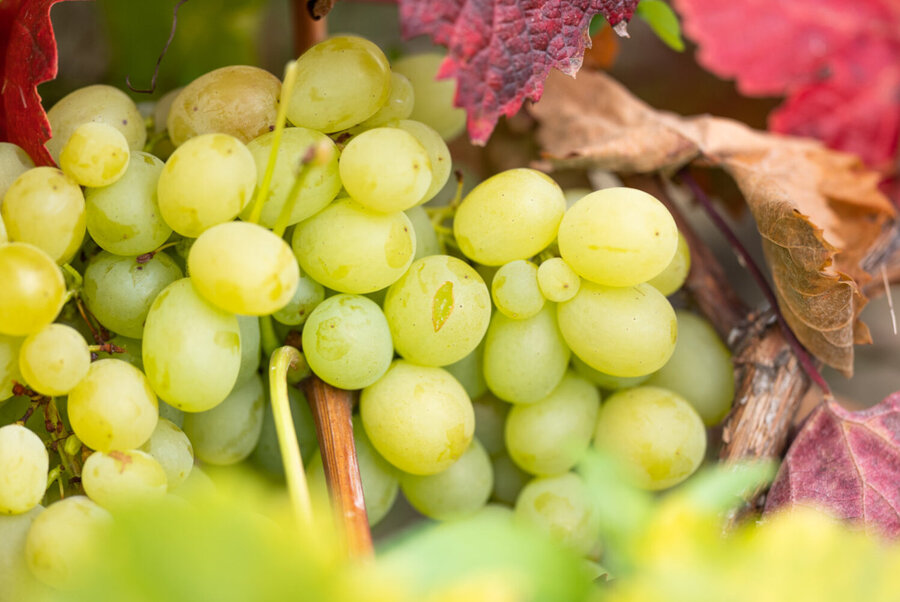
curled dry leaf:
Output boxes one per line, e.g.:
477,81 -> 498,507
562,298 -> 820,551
532,69 -> 895,375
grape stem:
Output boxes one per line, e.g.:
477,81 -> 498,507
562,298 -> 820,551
259,315 -> 281,357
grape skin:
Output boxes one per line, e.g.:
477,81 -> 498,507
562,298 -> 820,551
0,425 -> 48,515
0,243 -> 66,337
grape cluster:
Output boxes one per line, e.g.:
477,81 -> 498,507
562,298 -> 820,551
0,33 -> 734,592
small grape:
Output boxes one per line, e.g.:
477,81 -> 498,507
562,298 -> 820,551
81,450 -> 168,510
139,418 -> 194,490
359,72 -> 415,128
392,54 -> 466,140
491,260 -> 545,320
0,425 -> 48,515
0,142 -> 34,200
647,232 -> 691,296
59,122 -> 130,187
537,257 -> 580,303
514,472 -> 599,555
18,324 -> 90,396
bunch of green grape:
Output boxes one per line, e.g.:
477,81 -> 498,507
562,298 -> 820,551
0,33 -> 735,595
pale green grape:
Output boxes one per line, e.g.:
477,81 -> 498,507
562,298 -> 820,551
396,119 -> 451,205
483,304 -> 571,404
68,359 -> 158,452
59,122 -> 130,187
81,450 -> 168,510
594,386 -> 706,490
392,54 -> 466,140
182,374 -> 265,465
558,281 -> 676,378
383,254 -> 491,367
571,354 -> 649,390
453,168 -> 565,266
240,127 -> 341,228
647,310 -> 734,426
400,438 -> 492,520
83,250 -> 183,339
361,360 -> 474,475
0,425 -> 48,514
251,383 -> 317,478
235,315 -> 261,388
189,221 -> 299,316
0,335 -> 24,402
0,243 -> 66,337
157,133 -> 256,237
142,278 -> 241,412
537,257 -> 580,303
505,372 -> 599,476
18,324 -> 90,396
292,197 -> 416,294
360,72 -> 415,128
404,205 -> 443,260
0,142 -> 34,200
272,271 -> 324,326
84,151 -> 172,256
339,127 -> 432,213
492,260 -> 544,320
445,342 -> 487,400
286,35 -> 391,132
0,507 -> 48,602
139,418 -> 194,490
301,294 -> 393,390
647,231 -> 690,296
157,400 -> 183,429
2,167 -> 85,264
514,472 -> 599,555
472,393 -> 508,456
491,453 -> 529,505
558,187 -> 678,287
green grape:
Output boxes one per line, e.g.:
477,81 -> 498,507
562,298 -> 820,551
483,304 -> 571,404
153,87 -> 182,134
359,72 -> 415,128
537,257 -> 581,303
286,35 -> 391,132
156,133 -> 257,237
360,360 -> 474,475
1,335 -> 24,402
2,167 -> 85,264
81,450 -> 168,510
514,472 -> 599,555
0,142 -> 34,200
396,119 -> 452,205
301,294 -> 393,390
594,386 -> 706,490
571,354 -> 649,390
291,197 -> 416,294
453,168 -> 565,266
182,374 -> 265,465
472,393 -> 508,456
392,54 -> 466,140
0,507 -> 48,602
445,341 -> 487,400
0,425 -> 48,514
83,250 -> 183,339
647,231 -> 691,296
0,214 -> 6,245
59,122 -> 130,187
383,254 -> 491,367
142,278 -> 241,412
339,127 -> 432,213
68,359 -> 158,452
558,187 -> 678,287
558,281 -> 676,378
84,151 -> 172,256
157,400 -> 183,429
492,260 -> 545,320
505,372 -> 600,476
45,84 -> 146,162
400,438 -> 492,521
188,221 -> 299,316
404,205 -> 443,260
251,383 -> 317,478
0,243 -> 66,337
272,271 -> 324,326
18,324 -> 90,396
240,127 -> 341,228
139,418 -> 194,490
166,65 -> 281,146
491,453 -> 529,505
647,310 -> 734,426
235,315 -> 261,388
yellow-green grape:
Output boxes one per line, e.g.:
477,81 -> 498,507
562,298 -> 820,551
0,214 -> 6,244
234,315 -> 261,388
0,243 -> 65,337
594,386 -> 706,490
188,221 -> 299,316
446,342 -> 488,400
491,260 -> 545,320
272,271 -> 324,326
339,127 -> 432,213
139,418 -> 194,490
166,65 -> 281,146
59,122 -> 130,187
558,281 -> 677,378
157,133 -> 256,237
404,205 -> 443,260
1,335 -> 24,401
647,231 -> 691,296
2,167 -> 85,264
287,35 -> 391,132
647,310 -> 734,426
505,372 -> 599,476
0,142 -> 34,200
453,168 -> 565,266
45,84 -> 146,163
383,255 -> 491,367
360,360 -> 474,475
472,393 -> 508,456
537,257 -> 581,303
0,507 -> 48,602
571,354 -> 649,390
291,198 -> 416,294
81,450 -> 168,510
400,438 -> 492,520
24,496 -> 111,590
558,187 -> 678,287
84,152 -> 172,256
483,304 -> 571,404
68,359 -> 158,452
396,119 -> 452,205
392,54 -> 466,140
142,279 -> 241,412
153,87 -> 182,134
0,425 -> 48,514
491,453 -> 529,505
359,72 -> 415,128
514,472 -> 599,555
18,324 -> 90,397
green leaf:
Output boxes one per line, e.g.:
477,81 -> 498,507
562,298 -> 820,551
588,14 -> 606,37
636,0 -> 684,52
432,281 -> 454,332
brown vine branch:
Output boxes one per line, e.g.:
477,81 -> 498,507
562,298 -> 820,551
291,0 -> 328,57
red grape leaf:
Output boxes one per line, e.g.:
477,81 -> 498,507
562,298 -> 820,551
398,0 -> 639,145
0,0 -> 74,166
672,0 -> 900,168
765,394 -> 900,537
